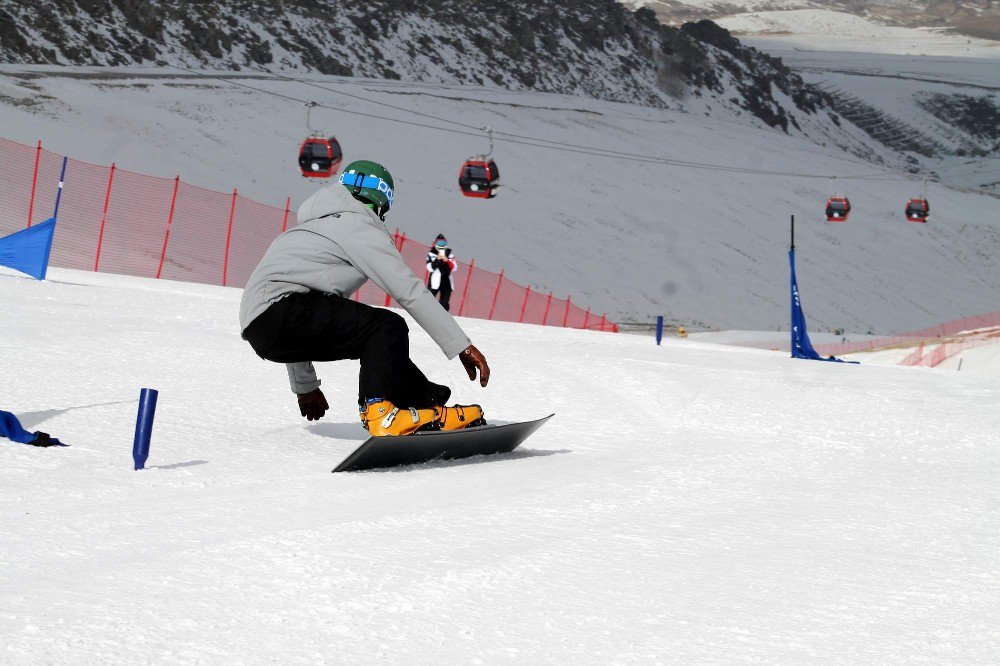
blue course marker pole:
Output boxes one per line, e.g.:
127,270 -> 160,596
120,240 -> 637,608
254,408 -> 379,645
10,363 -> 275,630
132,388 -> 158,470
656,316 -> 664,346
52,156 -> 68,222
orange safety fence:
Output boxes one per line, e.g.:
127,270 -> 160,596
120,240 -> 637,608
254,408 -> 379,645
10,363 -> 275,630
0,137 -> 617,333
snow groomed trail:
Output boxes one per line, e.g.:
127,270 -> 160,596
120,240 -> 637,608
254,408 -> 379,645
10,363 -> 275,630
2,268 -> 998,662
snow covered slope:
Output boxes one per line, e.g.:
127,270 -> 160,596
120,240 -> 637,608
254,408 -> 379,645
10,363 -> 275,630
2,67 -> 998,334
622,0 -> 1000,45
2,267 -> 998,662
718,9 -> 1000,57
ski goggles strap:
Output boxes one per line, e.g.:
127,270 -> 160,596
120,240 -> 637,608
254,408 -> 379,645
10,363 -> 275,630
339,172 -> 394,208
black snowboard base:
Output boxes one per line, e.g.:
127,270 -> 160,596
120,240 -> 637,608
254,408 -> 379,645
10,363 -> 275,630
332,414 -> 554,473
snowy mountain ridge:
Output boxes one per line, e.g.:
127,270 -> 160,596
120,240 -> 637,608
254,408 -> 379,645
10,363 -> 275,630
0,0 -> 846,137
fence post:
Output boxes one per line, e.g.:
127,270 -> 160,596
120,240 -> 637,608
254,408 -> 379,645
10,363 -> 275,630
488,269 -> 504,321
562,295 -> 572,328
457,258 -> 474,316
93,163 -> 117,272
583,307 -> 590,330
281,196 -> 291,232
542,291 -> 553,326
397,232 -> 406,251
52,156 -> 67,222
156,176 -> 180,279
222,188 -> 237,287
518,286 -> 531,323
599,313 -> 606,332
27,140 -> 41,228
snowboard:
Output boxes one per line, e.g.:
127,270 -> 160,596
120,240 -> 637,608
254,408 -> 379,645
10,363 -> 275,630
332,414 -> 554,473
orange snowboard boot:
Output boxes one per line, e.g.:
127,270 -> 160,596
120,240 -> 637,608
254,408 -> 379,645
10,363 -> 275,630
433,404 -> 486,431
360,399 -> 439,437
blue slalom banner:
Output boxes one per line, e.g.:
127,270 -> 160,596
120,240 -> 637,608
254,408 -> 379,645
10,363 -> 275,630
789,250 -> 855,364
0,218 -> 57,280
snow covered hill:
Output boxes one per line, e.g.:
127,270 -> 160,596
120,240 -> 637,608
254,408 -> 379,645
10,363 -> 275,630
622,0 -> 1000,43
2,65 -> 998,334
2,267 -> 998,662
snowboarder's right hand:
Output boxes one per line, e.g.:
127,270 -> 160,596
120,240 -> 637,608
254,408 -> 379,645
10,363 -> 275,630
460,345 -> 490,387
297,388 -> 329,421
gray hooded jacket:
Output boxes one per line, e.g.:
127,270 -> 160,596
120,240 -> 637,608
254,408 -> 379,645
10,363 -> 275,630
239,184 -> 471,394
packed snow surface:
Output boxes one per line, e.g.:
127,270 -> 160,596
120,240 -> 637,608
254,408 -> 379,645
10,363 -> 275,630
2,267 -> 998,662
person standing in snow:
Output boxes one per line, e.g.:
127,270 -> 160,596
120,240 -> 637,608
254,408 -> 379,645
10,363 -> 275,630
426,233 -> 456,311
239,160 -> 490,437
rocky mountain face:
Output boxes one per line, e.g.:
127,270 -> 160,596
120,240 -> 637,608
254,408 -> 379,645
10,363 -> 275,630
0,0 -> 839,135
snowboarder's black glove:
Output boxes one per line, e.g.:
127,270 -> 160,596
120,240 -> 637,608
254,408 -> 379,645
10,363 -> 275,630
297,388 -> 329,421
460,345 -> 490,387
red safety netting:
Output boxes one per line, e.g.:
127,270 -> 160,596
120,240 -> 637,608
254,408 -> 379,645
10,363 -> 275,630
0,136 -> 617,332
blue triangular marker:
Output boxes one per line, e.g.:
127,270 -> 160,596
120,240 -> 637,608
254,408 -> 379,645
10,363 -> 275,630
789,250 -> 857,364
0,217 -> 56,280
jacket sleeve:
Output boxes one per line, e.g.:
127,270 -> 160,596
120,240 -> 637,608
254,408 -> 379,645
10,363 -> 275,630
286,362 -> 321,394
341,220 -> 471,358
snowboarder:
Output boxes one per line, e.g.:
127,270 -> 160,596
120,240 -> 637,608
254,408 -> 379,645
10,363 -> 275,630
239,160 -> 490,436
426,233 -> 456,311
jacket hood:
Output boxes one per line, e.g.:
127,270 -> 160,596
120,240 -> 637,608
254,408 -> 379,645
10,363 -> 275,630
296,182 -> 386,232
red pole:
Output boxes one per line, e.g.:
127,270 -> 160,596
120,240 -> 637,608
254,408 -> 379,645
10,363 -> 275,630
397,232 -> 406,251
542,291 -> 553,326
222,189 -> 237,287
457,258 -> 474,316
280,196 -> 291,232
156,176 -> 180,279
599,313 -> 606,331
582,307 -> 591,330
562,295 -> 572,328
93,163 -> 117,272
27,140 -> 41,228
518,286 -> 531,323
487,269 -> 504,321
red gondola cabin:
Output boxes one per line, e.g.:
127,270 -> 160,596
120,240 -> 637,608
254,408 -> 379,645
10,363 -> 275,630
459,159 -> 500,199
905,198 -> 929,223
298,137 -> 343,179
825,196 -> 851,222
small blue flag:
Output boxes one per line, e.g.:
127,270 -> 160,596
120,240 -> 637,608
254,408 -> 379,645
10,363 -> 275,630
0,218 -> 56,280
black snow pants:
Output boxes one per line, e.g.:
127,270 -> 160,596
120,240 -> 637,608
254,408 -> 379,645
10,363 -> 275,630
429,276 -> 453,311
242,291 -> 449,408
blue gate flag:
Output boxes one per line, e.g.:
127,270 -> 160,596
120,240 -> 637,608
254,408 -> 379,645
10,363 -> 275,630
789,250 -> 856,363
0,410 -> 36,444
0,217 -> 56,280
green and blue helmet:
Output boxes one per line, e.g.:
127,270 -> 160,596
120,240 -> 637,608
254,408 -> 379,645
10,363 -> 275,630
339,160 -> 394,219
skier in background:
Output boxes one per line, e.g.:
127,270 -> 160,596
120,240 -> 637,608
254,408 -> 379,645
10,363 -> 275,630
239,160 -> 490,437
426,233 -> 456,311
